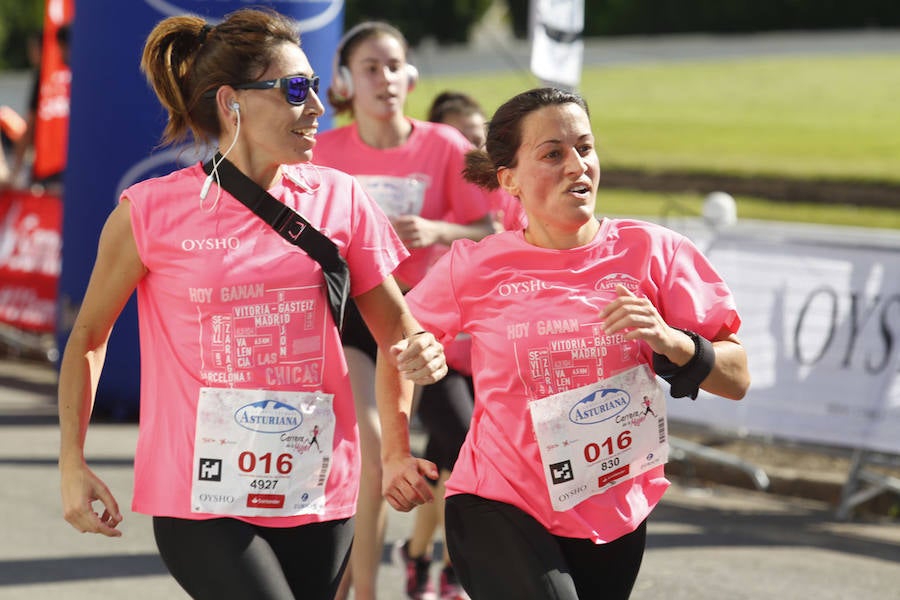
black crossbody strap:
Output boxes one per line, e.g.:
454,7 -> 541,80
203,154 -> 349,331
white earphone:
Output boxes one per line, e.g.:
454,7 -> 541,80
199,99 -> 242,204
330,22 -> 418,102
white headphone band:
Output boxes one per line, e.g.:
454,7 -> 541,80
331,21 -> 416,101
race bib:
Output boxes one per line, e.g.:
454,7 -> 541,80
191,388 -> 334,517
529,364 -> 668,511
355,174 -> 426,217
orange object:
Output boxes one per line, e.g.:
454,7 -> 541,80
32,0 -> 74,180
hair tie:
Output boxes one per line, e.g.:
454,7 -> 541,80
198,24 -> 212,44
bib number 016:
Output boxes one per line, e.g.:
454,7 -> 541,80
583,430 -> 632,463
238,451 -> 294,475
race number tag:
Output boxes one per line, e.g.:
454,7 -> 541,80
191,388 -> 334,517
355,174 -> 426,217
529,364 -> 668,512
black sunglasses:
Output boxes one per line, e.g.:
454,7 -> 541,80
207,75 -> 320,106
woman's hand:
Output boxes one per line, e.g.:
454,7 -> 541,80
60,462 -> 123,537
600,284 -> 694,364
391,215 -> 440,249
382,454 -> 438,512
601,284 -> 750,399
391,331 -> 448,385
392,214 -> 494,249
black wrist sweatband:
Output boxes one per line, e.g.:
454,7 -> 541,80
652,328 -> 715,400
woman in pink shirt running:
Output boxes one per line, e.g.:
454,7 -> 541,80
57,9 -> 445,600
314,22 -> 493,600
393,88 -> 751,599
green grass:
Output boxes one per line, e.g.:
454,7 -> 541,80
597,189 -> 900,229
410,54 -> 900,184
405,53 -> 900,228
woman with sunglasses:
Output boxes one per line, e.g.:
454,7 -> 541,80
394,88 -> 750,599
312,21 -> 494,600
57,9 -> 446,600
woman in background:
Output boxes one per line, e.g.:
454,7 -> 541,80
428,90 -> 526,234
314,22 -> 493,600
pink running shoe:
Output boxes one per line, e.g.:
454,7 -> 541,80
392,539 -> 438,600
439,565 -> 471,600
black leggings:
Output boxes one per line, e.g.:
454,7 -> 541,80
445,494 -> 646,600
416,368 -> 474,472
341,299 -> 377,360
153,516 -> 354,600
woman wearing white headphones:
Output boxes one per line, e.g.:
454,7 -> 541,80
313,21 -> 493,600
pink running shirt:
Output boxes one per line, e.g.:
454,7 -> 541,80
405,218 -> 741,543
313,119 -> 491,288
124,162 -> 408,527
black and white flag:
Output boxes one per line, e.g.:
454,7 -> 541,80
530,0 -> 585,88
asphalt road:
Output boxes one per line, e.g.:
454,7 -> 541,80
0,358 -> 898,600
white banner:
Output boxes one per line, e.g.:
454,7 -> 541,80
530,0 -> 585,88
667,223 -> 900,454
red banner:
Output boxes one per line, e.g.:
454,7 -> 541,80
32,0 -> 75,180
0,189 -> 62,332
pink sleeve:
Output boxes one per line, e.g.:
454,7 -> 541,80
121,180 -> 152,268
405,248 -> 464,346
657,237 -> 742,338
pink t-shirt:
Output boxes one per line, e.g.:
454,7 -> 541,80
313,119 -> 491,288
405,218 -> 741,543
124,162 -> 408,527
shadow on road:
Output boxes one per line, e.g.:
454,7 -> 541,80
0,554 -> 168,586
650,496 -> 900,564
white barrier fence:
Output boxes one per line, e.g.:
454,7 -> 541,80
665,218 -> 900,516
667,220 -> 900,454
